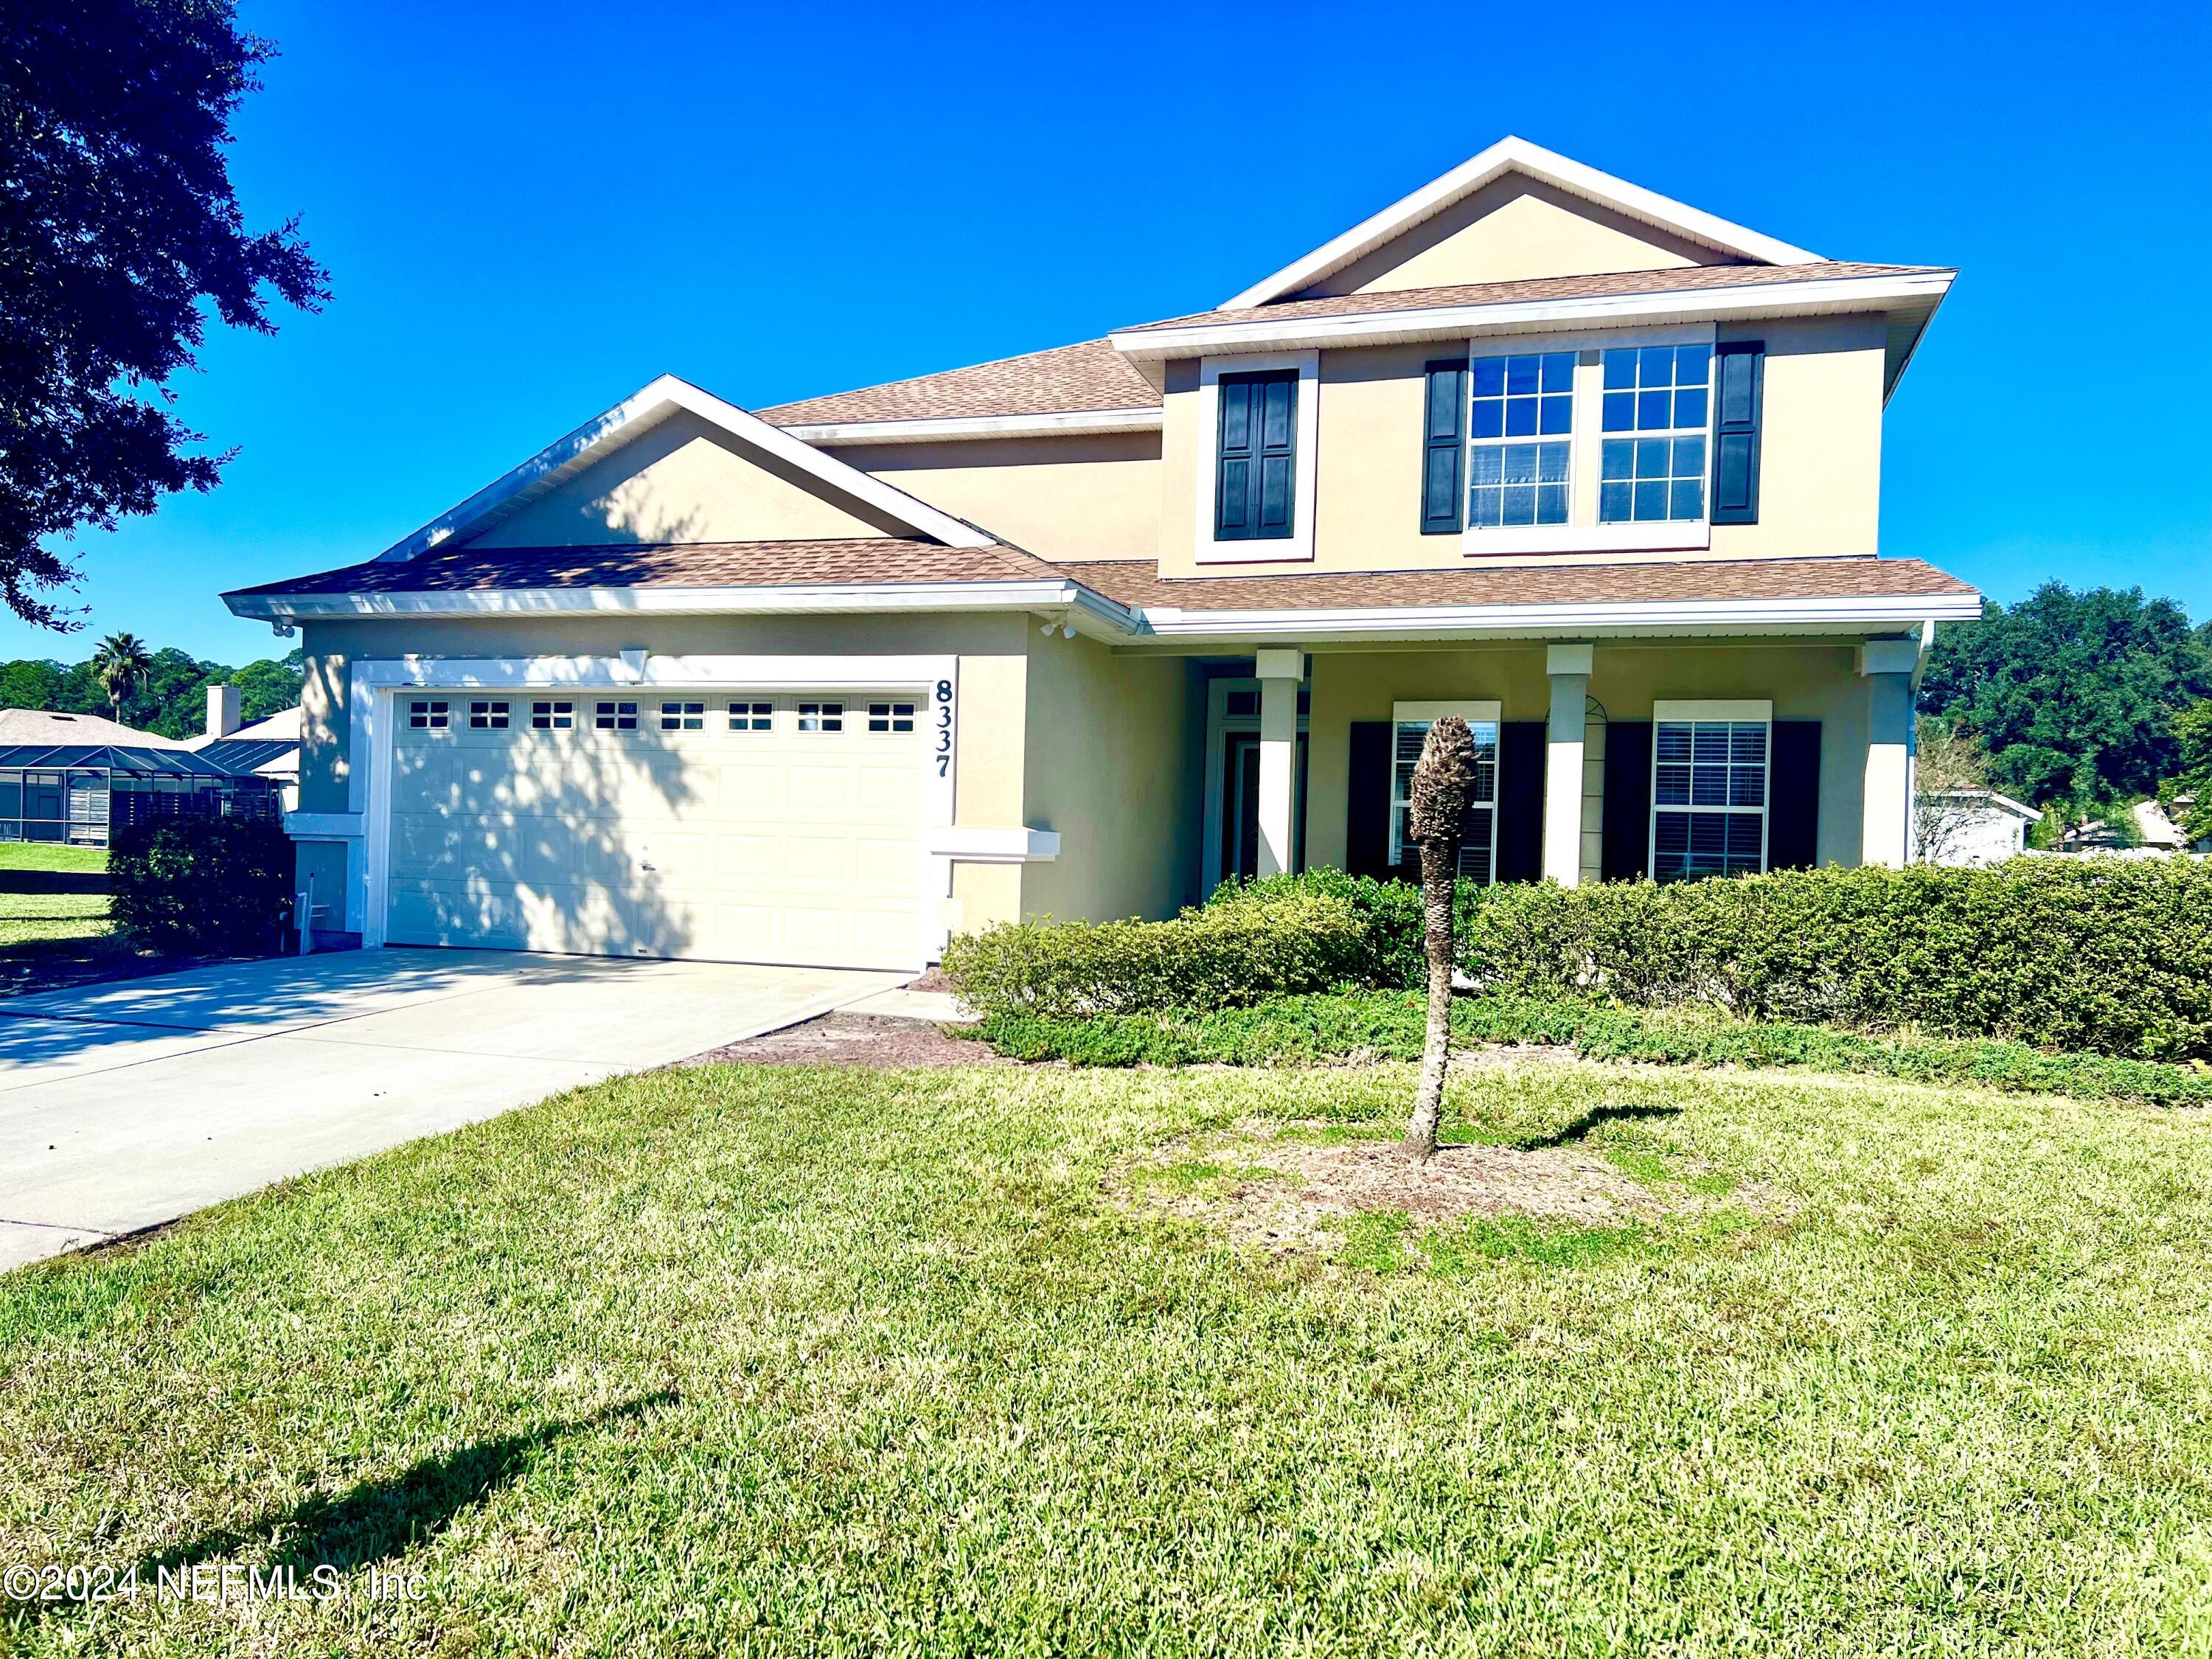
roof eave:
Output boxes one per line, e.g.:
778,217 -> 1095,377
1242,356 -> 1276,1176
222,579 -> 1141,642
1112,271 -> 1956,361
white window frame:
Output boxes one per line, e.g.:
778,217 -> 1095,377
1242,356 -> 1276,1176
1195,349 -> 1320,566
865,700 -> 917,735
1464,348 -> 1576,532
1455,324 -> 1715,558
727,700 -> 774,732
658,699 -> 706,731
1649,698 -> 1773,880
1388,700 -> 1502,881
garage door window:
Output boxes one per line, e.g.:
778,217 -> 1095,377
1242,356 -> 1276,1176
798,702 -> 844,733
659,700 -> 705,731
728,700 -> 773,731
469,700 -> 509,729
531,700 -> 574,730
408,700 -> 449,731
594,701 -> 638,731
867,702 -> 916,734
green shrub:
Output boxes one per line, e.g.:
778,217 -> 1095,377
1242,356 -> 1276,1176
1205,869 -> 1477,990
939,891 -> 1368,1018
960,991 -> 2212,1106
109,815 -> 293,954
1456,860 -> 2212,1060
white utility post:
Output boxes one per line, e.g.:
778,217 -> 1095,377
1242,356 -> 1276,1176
1254,648 -> 1304,877
1859,636 -> 1918,866
1543,642 -> 1593,885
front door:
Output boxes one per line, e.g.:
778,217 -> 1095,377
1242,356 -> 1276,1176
1219,731 -> 1308,884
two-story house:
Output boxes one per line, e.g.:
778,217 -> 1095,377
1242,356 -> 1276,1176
226,138 -> 1978,972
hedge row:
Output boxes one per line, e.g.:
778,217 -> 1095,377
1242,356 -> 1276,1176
109,816 -> 295,954
937,891 -> 1368,1018
942,860 -> 2212,1061
964,992 -> 2212,1106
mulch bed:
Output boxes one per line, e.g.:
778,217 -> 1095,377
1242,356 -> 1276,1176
691,1011 -> 1009,1069
0,938 -> 251,1001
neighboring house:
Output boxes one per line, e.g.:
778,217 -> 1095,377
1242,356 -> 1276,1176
0,707 -> 279,846
223,136 -> 1980,971
187,686 -> 302,812
1916,787 -> 2038,866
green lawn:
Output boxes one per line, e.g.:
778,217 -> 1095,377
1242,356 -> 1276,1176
0,891 -> 112,951
7,1059 -> 2212,1654
0,841 -> 107,874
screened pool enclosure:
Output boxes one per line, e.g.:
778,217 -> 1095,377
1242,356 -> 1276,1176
0,744 -> 283,846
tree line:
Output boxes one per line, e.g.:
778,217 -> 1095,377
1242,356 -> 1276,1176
1918,582 -> 2212,841
0,638 -> 302,742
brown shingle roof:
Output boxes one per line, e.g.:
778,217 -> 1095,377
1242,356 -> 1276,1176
1119,261 -> 1950,333
226,538 -> 1064,597
232,540 -> 1975,618
1053,556 -> 1975,611
757,338 -> 1159,425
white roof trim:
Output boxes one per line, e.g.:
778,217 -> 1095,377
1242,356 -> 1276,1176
376,373 -> 997,560
1116,272 -> 1952,361
226,578 -> 1139,642
227,574 -> 1979,644
1221,136 -> 1824,310
1127,589 -> 1985,642
779,407 -> 1163,445
1928,787 -> 2040,821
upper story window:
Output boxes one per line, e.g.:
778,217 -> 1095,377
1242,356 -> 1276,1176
1214,369 -> 1298,541
1468,352 -> 1574,528
1599,344 -> 1710,524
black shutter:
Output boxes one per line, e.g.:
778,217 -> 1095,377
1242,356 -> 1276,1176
1767,720 -> 1822,869
1421,359 -> 1467,534
1711,341 -> 1764,525
1601,720 -> 1653,881
1346,722 -> 1394,879
1216,371 -> 1298,541
1494,721 -> 1546,882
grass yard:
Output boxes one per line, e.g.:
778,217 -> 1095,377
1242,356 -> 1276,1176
0,843 -> 108,875
0,891 -> 111,951
7,1057 -> 2212,1654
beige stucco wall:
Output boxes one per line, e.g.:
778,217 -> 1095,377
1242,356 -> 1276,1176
1301,641 -> 1873,872
1155,312 -> 1889,577
1018,633 -> 1198,920
1298,177 -> 1730,297
465,410 -> 910,547
829,433 -> 1161,563
296,612 -> 1046,935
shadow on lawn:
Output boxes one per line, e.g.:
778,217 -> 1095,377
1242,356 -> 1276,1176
1520,1103 -> 1682,1149
6,1392 -> 672,1628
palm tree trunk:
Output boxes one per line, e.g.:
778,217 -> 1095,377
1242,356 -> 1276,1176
1403,833 -> 1461,1161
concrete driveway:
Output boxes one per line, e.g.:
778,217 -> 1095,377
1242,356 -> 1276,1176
0,949 -> 901,1272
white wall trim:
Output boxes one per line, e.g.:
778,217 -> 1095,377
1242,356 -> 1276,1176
1220,136 -> 1824,310
781,408 -> 1162,445
375,373 -> 996,561
922,827 -> 1060,863
1194,351 -> 1321,566
336,653 -> 961,967
1113,273 -> 1952,362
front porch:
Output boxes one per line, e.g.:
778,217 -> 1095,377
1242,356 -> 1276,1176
1184,634 -> 1921,898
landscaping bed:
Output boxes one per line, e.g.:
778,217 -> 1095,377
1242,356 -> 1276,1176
6,1058 -> 2212,1652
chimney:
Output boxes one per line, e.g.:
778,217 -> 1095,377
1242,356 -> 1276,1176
206,684 -> 241,740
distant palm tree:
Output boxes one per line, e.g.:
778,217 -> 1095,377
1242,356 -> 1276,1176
90,632 -> 153,724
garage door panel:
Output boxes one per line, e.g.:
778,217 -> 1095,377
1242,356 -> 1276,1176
386,689 -> 928,970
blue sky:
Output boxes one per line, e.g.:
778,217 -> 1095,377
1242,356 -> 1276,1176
13,0 -> 2208,666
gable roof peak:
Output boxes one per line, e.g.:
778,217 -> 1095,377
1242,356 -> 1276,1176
376,372 -> 995,561
1220,135 -> 1826,310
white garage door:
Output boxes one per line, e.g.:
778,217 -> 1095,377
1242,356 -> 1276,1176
383,690 -> 928,969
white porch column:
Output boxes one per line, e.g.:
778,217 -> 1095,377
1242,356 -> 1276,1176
1543,643 -> 1593,885
1254,648 -> 1303,877
1859,638 -> 1917,866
